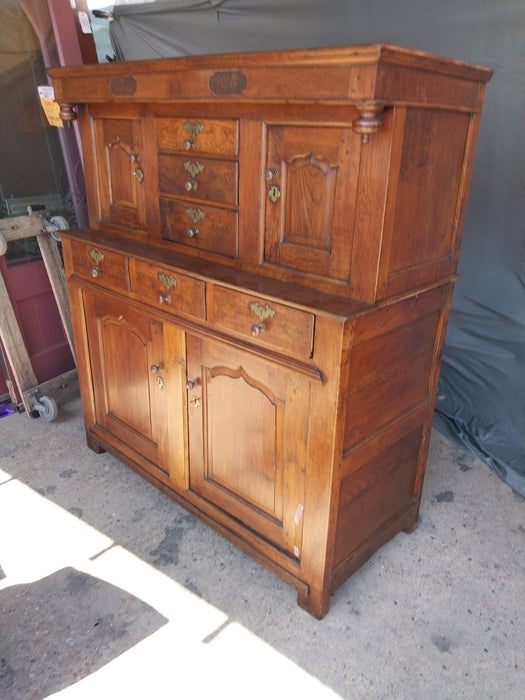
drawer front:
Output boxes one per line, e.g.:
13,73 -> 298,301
129,259 -> 205,320
158,153 -> 238,206
156,118 -> 238,156
209,286 -> 314,358
68,240 -> 128,292
160,198 -> 238,259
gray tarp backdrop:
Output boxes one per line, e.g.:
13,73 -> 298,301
93,0 -> 525,496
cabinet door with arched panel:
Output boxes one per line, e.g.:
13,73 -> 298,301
89,109 -> 148,236
83,290 -> 185,488
186,333 -> 311,559
262,124 -> 361,287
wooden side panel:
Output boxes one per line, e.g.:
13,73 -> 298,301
344,292 -> 446,450
377,108 -> 472,299
334,283 -> 454,577
334,414 -> 425,568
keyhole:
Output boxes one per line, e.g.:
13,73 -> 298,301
268,185 -> 281,202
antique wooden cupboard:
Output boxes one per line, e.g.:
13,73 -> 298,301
49,44 -> 492,617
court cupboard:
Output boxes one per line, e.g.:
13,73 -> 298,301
49,44 -> 492,617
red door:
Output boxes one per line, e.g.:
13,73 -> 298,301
0,251 -> 75,403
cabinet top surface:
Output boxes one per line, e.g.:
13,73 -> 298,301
49,43 -> 492,109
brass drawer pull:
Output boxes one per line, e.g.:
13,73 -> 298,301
249,301 -> 275,336
187,228 -> 199,238
183,121 -> 204,150
157,273 -> 176,304
184,160 -> 204,178
184,180 -> 198,192
264,168 -> 279,180
186,207 -> 205,224
89,249 -> 104,277
183,121 -> 203,140
158,272 -> 177,291
89,249 -> 104,265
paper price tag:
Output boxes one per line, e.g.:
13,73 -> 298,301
38,85 -> 62,128
78,11 -> 93,34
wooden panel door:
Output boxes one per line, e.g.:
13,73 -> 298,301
186,334 -> 310,558
83,291 -> 176,474
262,124 -> 360,285
92,116 -> 146,234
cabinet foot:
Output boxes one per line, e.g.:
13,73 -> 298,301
86,431 -> 106,454
297,588 -> 330,619
402,515 -> 419,534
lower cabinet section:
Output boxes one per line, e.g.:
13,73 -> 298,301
65,234 -> 453,618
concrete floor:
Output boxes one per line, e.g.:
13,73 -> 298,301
0,396 -> 523,700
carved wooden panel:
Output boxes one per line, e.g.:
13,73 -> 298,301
84,291 -> 169,468
263,124 -> 360,284
187,335 -> 309,557
93,118 -> 146,233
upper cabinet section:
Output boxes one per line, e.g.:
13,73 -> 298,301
49,44 -> 492,302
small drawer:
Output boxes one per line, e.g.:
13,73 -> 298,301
160,198 -> 238,259
158,153 -> 238,206
208,286 -> 314,358
129,259 -> 205,320
68,240 -> 128,292
156,117 -> 238,156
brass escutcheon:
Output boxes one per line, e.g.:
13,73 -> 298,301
183,121 -> 204,141
186,207 -> 205,225
268,185 -> 281,203
184,161 -> 204,178
158,272 -> 177,292
89,249 -> 104,266
249,302 -> 275,324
